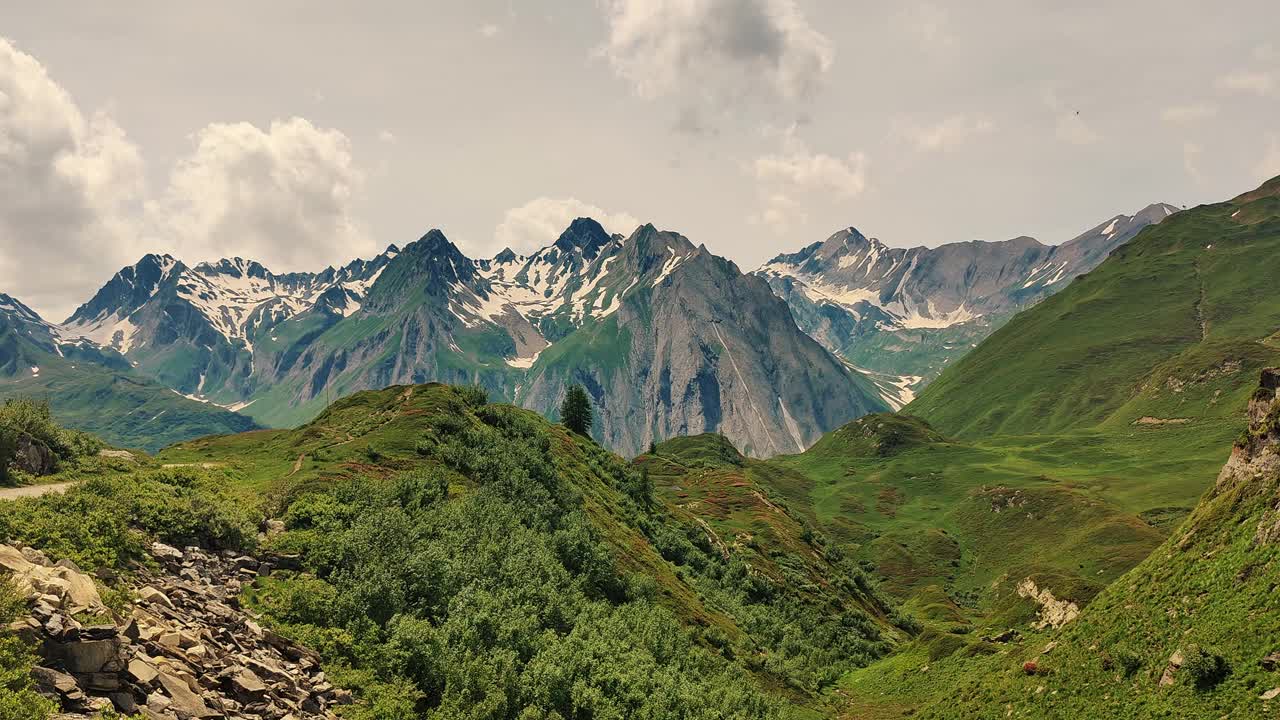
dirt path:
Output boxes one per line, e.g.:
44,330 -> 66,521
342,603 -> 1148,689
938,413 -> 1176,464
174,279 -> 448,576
289,453 -> 306,476
0,481 -> 77,501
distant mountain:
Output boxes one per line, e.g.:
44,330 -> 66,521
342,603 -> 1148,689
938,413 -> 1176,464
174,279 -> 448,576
58,220 -> 887,457
517,224 -> 885,457
909,178 -> 1280,439
61,247 -> 399,405
755,203 -> 1179,404
0,293 -> 259,451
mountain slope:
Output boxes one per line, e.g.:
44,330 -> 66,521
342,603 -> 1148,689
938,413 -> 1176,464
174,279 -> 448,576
155,382 -> 904,712
0,292 -> 259,451
756,204 -> 1177,403
905,368 -> 1280,719
516,224 -> 887,457
909,178 -> 1280,439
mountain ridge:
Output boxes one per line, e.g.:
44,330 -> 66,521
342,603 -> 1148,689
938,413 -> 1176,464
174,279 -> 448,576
754,202 -> 1179,398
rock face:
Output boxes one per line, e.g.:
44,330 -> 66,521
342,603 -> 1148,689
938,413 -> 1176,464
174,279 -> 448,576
12,433 -> 56,475
5,542 -> 344,719
1015,577 -> 1081,630
1212,368 -> 1280,545
515,225 -> 887,457
754,203 -> 1178,401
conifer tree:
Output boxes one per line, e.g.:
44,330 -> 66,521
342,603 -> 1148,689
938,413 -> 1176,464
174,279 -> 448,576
561,385 -> 593,436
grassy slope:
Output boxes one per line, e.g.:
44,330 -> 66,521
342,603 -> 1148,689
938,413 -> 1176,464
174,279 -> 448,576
0,339 -> 259,453
734,179 -> 1280,716
160,384 -> 903,714
749,179 -> 1280,611
846,370 -> 1280,720
909,184 -> 1280,440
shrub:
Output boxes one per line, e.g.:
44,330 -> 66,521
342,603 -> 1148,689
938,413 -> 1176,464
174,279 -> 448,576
1183,646 -> 1230,689
456,385 -> 488,409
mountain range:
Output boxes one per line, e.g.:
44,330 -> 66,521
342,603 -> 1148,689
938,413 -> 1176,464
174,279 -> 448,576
755,203 -> 1179,403
2,203 -> 1172,456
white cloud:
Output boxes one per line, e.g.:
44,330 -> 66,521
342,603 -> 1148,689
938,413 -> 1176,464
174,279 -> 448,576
1182,141 -> 1204,183
599,0 -> 834,106
1216,69 -> 1274,96
750,193 -> 804,233
754,137 -> 867,198
152,118 -> 374,272
901,114 -> 994,152
377,129 -> 397,143
479,23 -> 502,39
749,130 -> 866,233
0,36 -> 147,321
1160,103 -> 1218,124
491,197 -> 640,256
1258,133 -> 1280,182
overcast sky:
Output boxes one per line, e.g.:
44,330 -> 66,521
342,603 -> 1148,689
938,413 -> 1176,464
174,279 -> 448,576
2,0 -> 1278,320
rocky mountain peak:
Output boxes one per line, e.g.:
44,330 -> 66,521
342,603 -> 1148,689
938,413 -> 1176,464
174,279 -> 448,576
0,292 -> 46,325
64,253 -> 185,325
194,257 -> 271,280
552,217 -> 612,260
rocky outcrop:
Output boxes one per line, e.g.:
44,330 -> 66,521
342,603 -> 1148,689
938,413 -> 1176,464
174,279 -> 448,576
12,433 -> 57,475
1016,577 -> 1080,630
4,542 -> 345,719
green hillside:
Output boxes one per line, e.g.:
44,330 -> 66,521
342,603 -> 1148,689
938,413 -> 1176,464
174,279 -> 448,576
0,326 -> 259,453
156,383 -> 909,716
854,368 -> 1280,720
909,175 -> 1280,441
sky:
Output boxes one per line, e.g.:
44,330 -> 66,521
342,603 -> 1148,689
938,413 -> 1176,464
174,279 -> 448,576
1,0 -> 1278,321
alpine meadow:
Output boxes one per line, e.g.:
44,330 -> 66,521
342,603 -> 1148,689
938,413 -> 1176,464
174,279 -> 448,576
2,4 -> 1280,719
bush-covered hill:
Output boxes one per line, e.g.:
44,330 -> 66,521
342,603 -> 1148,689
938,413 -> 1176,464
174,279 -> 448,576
154,382 -> 910,717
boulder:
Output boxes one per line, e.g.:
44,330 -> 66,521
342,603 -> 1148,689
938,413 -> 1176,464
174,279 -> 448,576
12,433 -> 56,475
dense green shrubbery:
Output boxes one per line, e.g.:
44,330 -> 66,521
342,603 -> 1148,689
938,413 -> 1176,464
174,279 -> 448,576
262,402 -> 780,719
0,580 -> 56,720
0,468 -> 261,570
0,398 -> 104,484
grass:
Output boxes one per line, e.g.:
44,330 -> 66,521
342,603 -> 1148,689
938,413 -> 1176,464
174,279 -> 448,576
0,329 -> 259,452
909,194 -> 1280,440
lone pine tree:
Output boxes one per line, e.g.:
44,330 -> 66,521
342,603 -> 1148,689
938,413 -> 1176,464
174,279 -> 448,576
560,385 -> 593,436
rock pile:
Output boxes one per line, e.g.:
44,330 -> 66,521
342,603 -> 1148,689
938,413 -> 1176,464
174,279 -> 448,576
3,541 -> 348,719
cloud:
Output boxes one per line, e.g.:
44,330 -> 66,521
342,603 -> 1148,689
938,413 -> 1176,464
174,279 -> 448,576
754,138 -> 867,198
749,130 -> 867,233
598,0 -> 834,109
750,193 -> 804,233
479,23 -> 501,39
377,129 -> 397,143
1160,103 -> 1218,124
1216,69 -> 1274,96
0,37 -> 148,321
491,197 -> 641,256
1182,141 -> 1204,183
152,118 -> 374,272
901,114 -> 994,152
